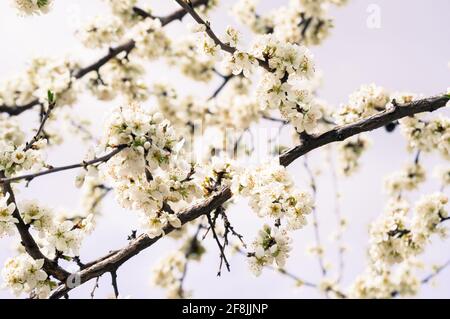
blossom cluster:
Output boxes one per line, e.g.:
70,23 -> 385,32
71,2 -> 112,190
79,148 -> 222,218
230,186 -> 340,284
131,18 -> 171,61
167,37 -> 216,82
1,193 -> 94,297
232,161 -> 313,230
368,193 -> 448,267
247,224 -> 292,276
337,135 -> 370,176
85,55 -> 148,102
336,84 -> 391,124
152,251 -> 187,299
251,36 -> 324,134
384,163 -> 426,196
399,115 -> 450,160
231,161 -> 313,275
1,255 -> 56,298
0,56 -> 78,108
349,259 -> 421,299
13,0 -> 53,16
0,115 -> 46,178
77,15 -> 124,49
232,0 -> 348,46
102,103 -> 203,238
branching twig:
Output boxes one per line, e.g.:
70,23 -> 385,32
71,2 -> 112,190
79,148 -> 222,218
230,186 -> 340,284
206,213 -> 230,276
24,97 -> 56,151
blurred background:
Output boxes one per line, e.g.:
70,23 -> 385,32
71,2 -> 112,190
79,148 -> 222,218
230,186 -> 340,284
0,0 -> 449,298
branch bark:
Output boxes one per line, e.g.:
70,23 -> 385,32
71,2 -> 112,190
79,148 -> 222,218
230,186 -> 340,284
49,94 -> 449,298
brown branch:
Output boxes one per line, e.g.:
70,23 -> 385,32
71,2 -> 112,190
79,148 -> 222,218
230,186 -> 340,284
47,94 -> 449,298
206,212 -> 231,276
279,95 -> 449,166
110,271 -> 120,298
24,98 -> 56,152
0,171 -> 69,282
208,72 -> 235,101
0,145 -> 127,184
49,186 -> 232,299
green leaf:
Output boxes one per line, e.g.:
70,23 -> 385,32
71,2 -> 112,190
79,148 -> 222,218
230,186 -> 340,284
37,0 -> 49,8
47,90 -> 55,103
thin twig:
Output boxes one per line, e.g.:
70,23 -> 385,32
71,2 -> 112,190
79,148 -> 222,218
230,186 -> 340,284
304,156 -> 327,276
24,99 -> 56,151
206,213 -> 230,276
90,276 -> 101,299
110,271 -> 119,299
0,145 -> 127,184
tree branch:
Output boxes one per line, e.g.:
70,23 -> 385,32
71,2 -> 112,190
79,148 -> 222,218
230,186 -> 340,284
0,145 -> 127,185
0,171 -> 69,282
48,94 -> 448,298
279,95 -> 449,166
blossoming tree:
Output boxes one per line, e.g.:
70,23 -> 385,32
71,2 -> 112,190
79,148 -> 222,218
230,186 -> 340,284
1,0 -> 449,299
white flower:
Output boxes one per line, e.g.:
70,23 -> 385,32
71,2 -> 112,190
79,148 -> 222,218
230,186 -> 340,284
0,193 -> 18,237
103,104 -> 202,238
225,51 -> 257,78
47,220 -> 81,255
337,135 -> 370,176
131,18 -> 171,60
248,225 -> 292,276
384,163 -> 426,196
77,15 -> 124,49
232,161 -> 312,230
399,115 -> 450,160
2,255 -> 55,298
433,165 -> 450,187
337,84 -> 390,124
201,37 -> 221,58
152,251 -> 187,298
224,26 -> 240,47
19,200 -> 54,234
13,0 -> 53,16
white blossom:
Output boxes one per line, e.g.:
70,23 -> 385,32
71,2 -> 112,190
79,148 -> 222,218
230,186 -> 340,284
0,193 -> 18,238
248,225 -> 292,276
2,255 -> 55,298
13,0 -> 53,16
